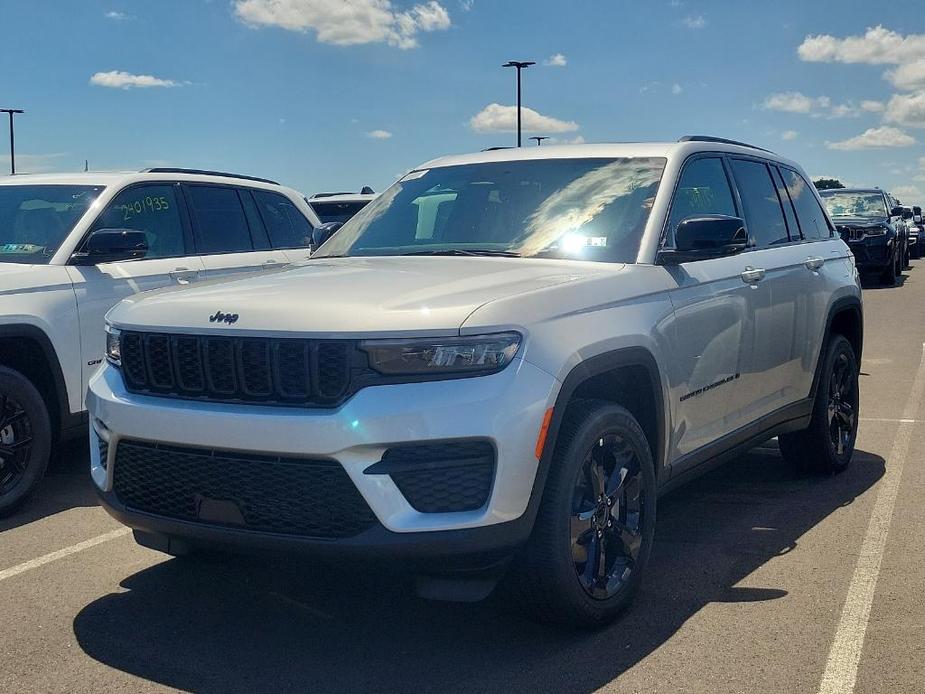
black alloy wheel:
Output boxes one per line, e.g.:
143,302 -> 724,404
570,433 -> 644,600
827,350 -> 858,460
0,394 -> 33,495
0,367 -> 52,516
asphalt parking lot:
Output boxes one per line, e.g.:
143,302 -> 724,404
1,266 -> 923,694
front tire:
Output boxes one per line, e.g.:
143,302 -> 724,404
509,400 -> 657,627
779,335 -> 858,473
0,367 -> 52,516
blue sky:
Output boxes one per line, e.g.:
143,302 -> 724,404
3,0 -> 925,201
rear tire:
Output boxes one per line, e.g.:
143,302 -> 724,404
779,335 -> 858,474
508,400 -> 657,628
0,366 -> 52,517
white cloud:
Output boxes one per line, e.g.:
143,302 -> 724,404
861,99 -> 885,112
89,70 -> 181,89
885,58 -> 925,91
682,15 -> 705,29
105,10 -> 130,20
671,83 -> 683,95
892,185 -> 924,201
781,130 -> 798,141
763,91 -> 825,114
460,0 -> 473,10
548,135 -> 586,145
0,152 -> 67,174
827,126 -> 916,150
885,92 -> 925,128
233,0 -> 451,49
366,129 -> 393,139
762,91 -> 858,118
798,26 -> 925,65
469,103 -> 579,134
544,53 -> 567,67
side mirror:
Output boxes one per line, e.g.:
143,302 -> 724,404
71,229 -> 148,265
890,206 -> 905,218
311,221 -> 343,249
661,215 -> 748,263
902,208 -> 914,220
914,215 -> 922,224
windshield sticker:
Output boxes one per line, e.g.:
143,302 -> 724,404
0,243 -> 43,254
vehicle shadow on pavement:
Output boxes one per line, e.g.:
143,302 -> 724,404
0,438 -> 97,532
72,446 -> 884,694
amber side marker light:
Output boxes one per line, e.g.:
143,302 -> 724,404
535,408 -> 554,460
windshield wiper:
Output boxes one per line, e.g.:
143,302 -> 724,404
401,248 -> 521,258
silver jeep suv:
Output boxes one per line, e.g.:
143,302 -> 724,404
88,136 -> 862,627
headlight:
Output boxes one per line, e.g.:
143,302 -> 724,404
105,325 -> 121,366
864,226 -> 887,236
361,332 -> 521,377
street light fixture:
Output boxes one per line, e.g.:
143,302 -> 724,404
530,136 -> 549,146
502,61 -> 535,147
1,108 -> 24,175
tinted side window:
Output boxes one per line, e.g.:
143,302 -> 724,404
90,184 -> 185,259
254,191 -> 313,249
187,186 -> 253,254
780,168 -> 831,240
730,159 -> 789,247
665,157 -> 737,246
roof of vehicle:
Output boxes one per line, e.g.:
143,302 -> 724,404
0,170 -> 298,195
416,139 -> 804,172
819,188 -> 884,195
308,193 -> 377,204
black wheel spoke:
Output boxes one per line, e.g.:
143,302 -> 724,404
0,393 -> 35,493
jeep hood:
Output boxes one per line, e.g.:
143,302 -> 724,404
0,262 -> 72,296
107,256 -> 609,337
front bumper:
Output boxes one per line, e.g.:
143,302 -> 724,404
845,237 -> 893,271
87,358 -> 558,553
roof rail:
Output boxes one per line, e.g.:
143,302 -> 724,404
481,146 -> 514,152
310,192 -> 354,199
139,167 -> 279,185
678,135 -> 774,154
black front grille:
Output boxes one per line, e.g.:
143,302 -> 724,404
97,437 -> 109,469
112,440 -> 377,539
120,332 -> 352,407
366,441 -> 495,513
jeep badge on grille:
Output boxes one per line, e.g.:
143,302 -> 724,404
209,310 -> 239,325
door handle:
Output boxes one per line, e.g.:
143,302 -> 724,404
804,256 -> 825,271
740,267 -> 766,284
169,268 -> 199,285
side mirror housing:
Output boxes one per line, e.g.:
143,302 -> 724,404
914,215 -> 922,224
71,229 -> 149,265
311,221 -> 343,249
660,215 -> 748,264
902,208 -> 914,220
890,206 -> 905,218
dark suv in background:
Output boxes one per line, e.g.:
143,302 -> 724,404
820,188 -> 910,286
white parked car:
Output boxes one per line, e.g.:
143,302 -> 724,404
88,139 -> 862,626
307,189 -> 377,226
0,167 -> 321,514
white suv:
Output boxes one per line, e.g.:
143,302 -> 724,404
88,139 -> 863,626
0,168 -> 320,514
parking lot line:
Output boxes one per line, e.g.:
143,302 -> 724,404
859,418 -> 917,423
818,343 -> 925,694
0,527 -> 131,583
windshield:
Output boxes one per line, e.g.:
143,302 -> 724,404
311,200 -> 371,224
312,158 -> 666,263
0,184 -> 103,263
821,191 -> 887,219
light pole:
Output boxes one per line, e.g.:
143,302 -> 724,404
1,108 -> 24,175
530,136 -> 549,146
502,61 -> 534,147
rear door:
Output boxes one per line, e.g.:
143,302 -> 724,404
65,182 -> 205,395
184,184 -> 289,280
662,154 -> 770,464
776,165 -> 847,397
